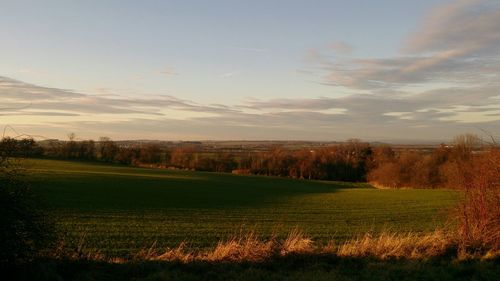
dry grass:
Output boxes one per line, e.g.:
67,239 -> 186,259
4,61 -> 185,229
155,242 -> 194,263
202,232 -> 274,262
280,228 -> 313,255
337,230 -> 451,259
49,228 -> 499,264
134,241 -> 161,260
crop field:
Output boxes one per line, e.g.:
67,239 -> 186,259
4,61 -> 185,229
24,159 -> 458,257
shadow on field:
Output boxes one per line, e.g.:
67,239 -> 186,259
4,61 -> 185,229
9,254 -> 499,281
27,159 -> 361,210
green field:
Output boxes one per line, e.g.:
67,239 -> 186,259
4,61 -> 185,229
25,159 -> 458,257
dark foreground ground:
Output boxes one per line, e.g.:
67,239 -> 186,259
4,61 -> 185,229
8,255 -> 499,281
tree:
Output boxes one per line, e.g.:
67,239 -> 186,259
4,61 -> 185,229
138,144 -> 161,164
62,133 -> 78,158
170,146 -> 197,169
79,140 -> 96,160
115,146 -> 139,165
0,138 -> 43,158
98,137 -> 118,162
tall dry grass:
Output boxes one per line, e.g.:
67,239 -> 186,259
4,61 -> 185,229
148,229 -> 313,263
280,228 -> 313,255
202,232 -> 274,262
336,231 -> 451,259
51,227 -> 497,264
155,242 -> 193,263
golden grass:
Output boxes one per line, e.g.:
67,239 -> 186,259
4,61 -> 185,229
336,230 -> 451,259
155,242 -> 193,263
53,228 -> 499,263
203,232 -> 274,262
280,228 -> 313,255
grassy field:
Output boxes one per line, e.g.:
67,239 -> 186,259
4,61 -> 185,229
25,159 -> 458,257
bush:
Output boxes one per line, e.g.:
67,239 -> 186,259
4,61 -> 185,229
456,148 -> 500,255
0,157 -> 54,264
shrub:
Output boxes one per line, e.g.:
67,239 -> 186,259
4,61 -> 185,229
456,148 -> 500,255
0,157 -> 54,264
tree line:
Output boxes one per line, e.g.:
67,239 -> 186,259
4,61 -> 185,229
1,134 -> 498,262
367,134 -> 498,189
0,134 -> 497,189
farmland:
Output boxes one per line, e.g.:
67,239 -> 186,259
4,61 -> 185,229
23,158 -> 458,257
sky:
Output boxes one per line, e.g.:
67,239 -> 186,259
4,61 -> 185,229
1,0 -> 499,142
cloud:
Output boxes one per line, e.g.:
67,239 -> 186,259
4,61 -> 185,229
236,47 -> 270,53
0,111 -> 80,117
294,0 -> 500,133
2,71 -> 499,141
220,71 -> 240,78
330,41 -> 353,54
2,1 -> 499,141
159,66 -> 178,77
403,0 -> 500,54
313,0 -> 500,90
243,84 -> 500,122
0,76 -> 235,118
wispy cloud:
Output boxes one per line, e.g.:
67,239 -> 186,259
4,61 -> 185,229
309,0 -> 500,90
219,71 -> 240,78
2,0 -> 499,141
403,0 -> 500,54
330,41 -> 353,54
300,0 -> 500,127
2,73 -> 498,141
159,66 -> 178,77
236,47 -> 270,53
0,76 -> 234,118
